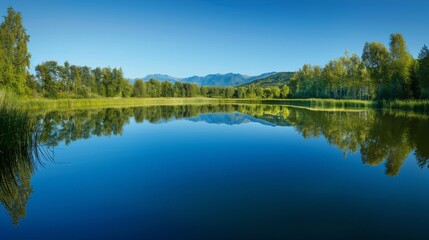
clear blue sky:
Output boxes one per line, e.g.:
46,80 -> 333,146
1,0 -> 428,78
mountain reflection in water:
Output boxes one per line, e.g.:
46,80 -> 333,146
0,104 -> 428,226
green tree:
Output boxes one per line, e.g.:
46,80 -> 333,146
174,82 -> 184,97
93,67 -> 104,96
81,66 -> 97,94
147,79 -> 161,97
0,7 -> 31,95
188,83 -> 200,97
409,59 -> 420,99
417,45 -> 429,98
25,74 -> 40,97
161,81 -> 174,97
262,88 -> 272,98
226,87 -> 235,98
389,33 -> 413,99
132,79 -> 146,97
200,86 -> 209,97
281,85 -> 290,98
272,86 -> 281,98
35,61 -> 59,98
70,65 -> 82,96
102,67 -> 114,97
362,42 -> 391,99
57,61 -> 71,94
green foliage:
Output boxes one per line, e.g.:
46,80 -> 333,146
0,7 -> 426,104
19,104 -> 429,177
291,34 -> 425,101
132,79 -> 145,97
362,42 -> 391,93
281,85 -> 290,98
34,61 -> 132,98
0,7 -> 31,95
0,90 -> 49,225
409,59 -> 420,99
290,64 -> 326,98
389,33 -> 414,98
417,45 -> 429,98
35,61 -> 59,98
242,72 -> 294,87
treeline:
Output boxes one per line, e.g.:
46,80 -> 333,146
2,7 -> 428,102
132,79 -> 289,98
1,7 -> 290,99
31,62 -> 290,99
32,61 -> 132,98
290,34 -> 429,100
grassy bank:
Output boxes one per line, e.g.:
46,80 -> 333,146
14,95 -> 429,113
18,97 -> 244,110
260,98 -> 429,113
0,90 -> 46,200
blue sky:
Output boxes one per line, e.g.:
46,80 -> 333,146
1,0 -> 428,78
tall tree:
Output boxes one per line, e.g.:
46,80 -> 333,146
389,33 -> 413,98
409,59 -> 420,99
417,45 -> 429,98
362,42 -> 391,99
0,7 -> 31,95
35,61 -> 59,97
132,79 -> 146,97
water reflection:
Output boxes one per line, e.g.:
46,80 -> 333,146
34,105 -> 429,177
1,104 -> 429,225
285,109 -> 429,176
0,109 -> 50,225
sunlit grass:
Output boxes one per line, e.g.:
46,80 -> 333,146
18,97 -> 243,110
261,98 -> 429,113
0,90 -> 50,195
13,94 -> 429,113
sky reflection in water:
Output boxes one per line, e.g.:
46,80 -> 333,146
1,104 -> 429,240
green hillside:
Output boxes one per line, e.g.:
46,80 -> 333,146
242,72 -> 295,87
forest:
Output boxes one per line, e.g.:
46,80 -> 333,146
0,7 -> 428,102
31,61 -> 290,99
290,35 -> 429,100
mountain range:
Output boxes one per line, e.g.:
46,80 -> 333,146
240,72 -> 295,87
139,72 -> 277,87
187,112 -> 276,126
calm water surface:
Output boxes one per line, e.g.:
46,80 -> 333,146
1,104 -> 429,240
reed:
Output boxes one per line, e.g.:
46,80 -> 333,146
0,90 -> 52,224
17,97 -> 241,110
12,94 -> 429,113
260,98 -> 429,113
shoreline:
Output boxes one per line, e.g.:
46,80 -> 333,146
17,97 -> 429,113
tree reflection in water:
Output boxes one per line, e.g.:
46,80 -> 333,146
1,104 -> 428,224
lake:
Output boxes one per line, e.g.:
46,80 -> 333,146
1,104 -> 429,240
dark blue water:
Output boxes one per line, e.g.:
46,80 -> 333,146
1,105 -> 429,240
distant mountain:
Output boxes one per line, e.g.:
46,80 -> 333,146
246,72 -> 278,82
183,73 -> 247,86
242,72 -> 295,87
187,113 -> 276,126
142,74 -> 181,83
139,72 -> 277,87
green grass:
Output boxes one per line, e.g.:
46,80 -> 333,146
260,98 -> 376,109
260,98 -> 429,113
18,97 -> 247,110
0,90 -> 48,196
381,99 -> 429,113
12,93 -> 429,114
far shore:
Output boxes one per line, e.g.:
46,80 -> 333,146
16,97 -> 429,113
